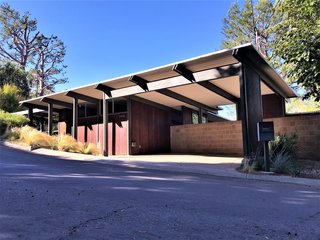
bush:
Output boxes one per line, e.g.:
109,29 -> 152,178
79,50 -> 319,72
0,84 -> 20,112
0,110 -> 29,135
269,133 -> 300,176
5,127 -> 20,141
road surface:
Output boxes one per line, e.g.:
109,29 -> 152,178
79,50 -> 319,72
1,144 -> 319,240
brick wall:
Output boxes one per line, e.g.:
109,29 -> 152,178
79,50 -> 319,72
266,113 -> 320,160
170,113 -> 320,160
170,120 -> 243,156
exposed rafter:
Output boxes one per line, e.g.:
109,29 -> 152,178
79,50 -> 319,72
65,91 -> 100,104
172,64 -> 195,82
129,75 -> 149,91
157,89 -> 219,112
21,102 -> 62,113
95,84 -> 114,97
40,97 -> 72,108
197,81 -> 240,103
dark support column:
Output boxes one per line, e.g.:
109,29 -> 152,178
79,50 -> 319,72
198,108 -> 203,124
48,103 -> 53,135
72,98 -> 78,139
102,94 -> 108,156
28,107 -> 33,127
239,63 -> 263,157
96,101 -> 101,144
127,97 -> 132,155
236,102 -> 242,120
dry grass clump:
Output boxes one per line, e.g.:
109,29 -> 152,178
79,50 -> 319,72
54,134 -> 81,153
20,126 -> 54,148
17,126 -> 100,155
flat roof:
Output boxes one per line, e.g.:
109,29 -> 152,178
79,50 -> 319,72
20,43 -> 296,111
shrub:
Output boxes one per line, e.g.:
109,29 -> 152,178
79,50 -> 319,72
0,110 -> 29,135
0,84 -> 20,112
269,133 -> 298,161
269,133 -> 300,176
5,127 -> 20,141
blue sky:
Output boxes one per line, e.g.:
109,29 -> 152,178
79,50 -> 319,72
7,0 -> 237,92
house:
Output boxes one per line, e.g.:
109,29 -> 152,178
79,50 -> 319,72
20,44 -> 302,158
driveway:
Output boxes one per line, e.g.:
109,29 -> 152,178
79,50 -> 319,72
1,144 -> 320,240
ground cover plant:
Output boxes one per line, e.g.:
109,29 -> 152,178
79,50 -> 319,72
6,126 -> 100,155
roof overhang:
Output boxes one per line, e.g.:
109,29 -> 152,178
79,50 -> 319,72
20,43 -> 296,111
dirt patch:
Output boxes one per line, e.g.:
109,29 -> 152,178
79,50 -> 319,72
298,160 -> 320,179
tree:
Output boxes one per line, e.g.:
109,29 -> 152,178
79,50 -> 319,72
0,3 -> 68,97
0,62 -> 29,97
221,0 -> 281,61
0,84 -> 20,112
273,0 -> 320,101
0,3 -> 39,70
31,34 -> 67,96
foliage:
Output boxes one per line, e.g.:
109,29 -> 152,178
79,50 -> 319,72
0,110 -> 29,134
0,3 -> 39,70
53,134 -> 81,153
0,62 -> 29,98
269,133 -> 300,176
273,0 -> 320,101
31,34 -> 67,97
271,149 -> 300,176
0,84 -> 20,112
286,97 -> 320,113
0,3 -> 68,97
19,126 -> 54,148
269,133 -> 298,160
5,127 -> 20,141
221,0 -> 281,62
18,126 -> 100,155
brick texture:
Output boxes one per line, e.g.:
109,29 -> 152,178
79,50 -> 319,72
170,113 -> 320,160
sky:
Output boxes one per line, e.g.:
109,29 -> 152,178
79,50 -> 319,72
5,0 -> 238,92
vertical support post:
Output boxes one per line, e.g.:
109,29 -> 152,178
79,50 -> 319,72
263,141 -> 270,172
127,97 -> 132,155
239,63 -> 263,158
72,98 -> 78,139
198,108 -> 203,124
28,107 -> 33,127
96,101 -> 101,144
48,103 -> 53,135
102,94 -> 108,156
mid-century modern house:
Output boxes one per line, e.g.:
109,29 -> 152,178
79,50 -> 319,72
20,43 -> 301,158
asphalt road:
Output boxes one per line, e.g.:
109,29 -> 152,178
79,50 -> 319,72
1,144 -> 320,240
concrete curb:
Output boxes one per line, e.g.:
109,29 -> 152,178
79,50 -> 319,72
2,141 -> 319,188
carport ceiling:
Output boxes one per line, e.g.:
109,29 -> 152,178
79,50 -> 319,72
20,44 -> 295,111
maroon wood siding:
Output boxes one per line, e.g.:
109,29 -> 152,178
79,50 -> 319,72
131,100 -> 171,154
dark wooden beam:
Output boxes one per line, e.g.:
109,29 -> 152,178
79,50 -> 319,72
239,62 -> 263,157
28,107 -> 33,127
65,91 -> 100,104
41,97 -> 72,108
197,81 -> 239,103
21,102 -> 62,113
172,64 -> 195,82
157,89 -> 219,112
129,75 -> 149,91
102,94 -> 108,156
48,103 -> 53,135
72,98 -> 78,139
95,84 -> 114,97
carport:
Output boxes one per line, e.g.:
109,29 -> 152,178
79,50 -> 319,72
20,43 -> 296,158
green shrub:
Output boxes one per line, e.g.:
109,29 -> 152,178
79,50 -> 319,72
0,110 -> 29,135
269,133 -> 298,161
269,133 -> 300,176
0,84 -> 20,112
